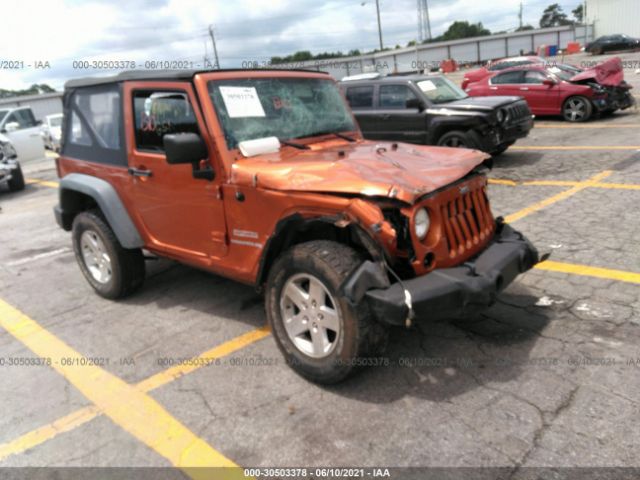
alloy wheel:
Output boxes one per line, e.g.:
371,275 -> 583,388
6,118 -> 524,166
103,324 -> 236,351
564,98 -> 587,122
279,273 -> 341,358
80,230 -> 112,284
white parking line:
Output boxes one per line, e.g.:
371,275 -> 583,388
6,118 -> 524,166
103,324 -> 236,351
6,248 -> 71,267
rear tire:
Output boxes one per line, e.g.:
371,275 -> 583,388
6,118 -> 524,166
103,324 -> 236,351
563,96 -> 593,122
72,210 -> 145,299
7,164 -> 25,192
266,240 -> 388,384
437,130 -> 478,149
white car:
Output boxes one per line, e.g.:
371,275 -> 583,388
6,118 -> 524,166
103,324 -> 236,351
0,133 -> 25,192
0,107 -> 45,162
41,113 -> 63,151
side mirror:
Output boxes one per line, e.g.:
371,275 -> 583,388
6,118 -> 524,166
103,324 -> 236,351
406,98 -> 426,111
4,122 -> 19,133
163,132 -> 214,181
163,133 -> 208,165
542,79 -> 556,87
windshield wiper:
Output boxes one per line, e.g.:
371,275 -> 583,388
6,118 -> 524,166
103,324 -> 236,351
279,139 -> 310,150
300,131 -> 356,142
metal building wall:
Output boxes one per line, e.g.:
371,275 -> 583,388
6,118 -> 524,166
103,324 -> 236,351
0,93 -> 63,121
277,26 -> 594,80
586,0 -> 640,38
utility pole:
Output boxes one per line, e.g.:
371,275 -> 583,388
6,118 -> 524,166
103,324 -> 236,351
208,25 -> 220,69
424,0 -> 431,40
518,1 -> 523,29
375,0 -> 383,50
417,0 -> 432,42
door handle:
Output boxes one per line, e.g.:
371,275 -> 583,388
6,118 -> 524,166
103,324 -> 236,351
381,114 -> 391,120
489,87 -> 498,90
519,87 -> 529,91
128,167 -> 153,178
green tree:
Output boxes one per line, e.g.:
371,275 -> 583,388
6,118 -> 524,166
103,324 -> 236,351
572,4 -> 584,23
437,21 -> 490,42
0,83 -> 56,99
540,3 -> 572,28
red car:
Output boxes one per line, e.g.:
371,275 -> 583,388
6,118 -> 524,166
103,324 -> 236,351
461,56 -> 544,90
465,59 -> 635,122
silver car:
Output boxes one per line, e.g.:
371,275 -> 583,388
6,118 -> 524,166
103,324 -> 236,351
0,133 -> 24,192
41,113 -> 63,151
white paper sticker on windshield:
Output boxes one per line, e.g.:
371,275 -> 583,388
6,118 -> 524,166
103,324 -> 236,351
417,80 -> 437,92
219,86 -> 266,118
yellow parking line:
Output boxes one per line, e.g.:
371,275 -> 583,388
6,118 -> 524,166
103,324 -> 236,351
26,178 -> 59,188
490,178 -> 640,190
504,170 -> 611,223
0,325 -> 270,463
0,298 -> 255,478
535,124 -> 640,128
535,260 -> 640,284
488,178 -> 518,186
510,146 -> 640,151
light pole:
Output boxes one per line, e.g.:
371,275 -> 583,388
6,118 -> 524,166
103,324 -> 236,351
375,0 -> 383,50
362,1 -> 384,50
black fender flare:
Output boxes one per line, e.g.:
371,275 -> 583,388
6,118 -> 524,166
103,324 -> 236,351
55,173 -> 144,249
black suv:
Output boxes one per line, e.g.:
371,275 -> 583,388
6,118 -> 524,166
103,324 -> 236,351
339,73 -> 533,155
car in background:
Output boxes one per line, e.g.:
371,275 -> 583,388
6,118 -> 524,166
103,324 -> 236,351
0,133 -> 25,192
461,56 -> 545,90
585,34 -> 640,55
340,73 -> 533,155
0,107 -> 45,162
41,113 -> 63,151
465,58 -> 634,122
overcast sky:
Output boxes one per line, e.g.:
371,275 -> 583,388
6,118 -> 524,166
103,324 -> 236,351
0,0 -> 582,90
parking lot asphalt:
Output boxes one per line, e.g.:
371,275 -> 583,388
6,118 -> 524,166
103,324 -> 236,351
1,60 -> 640,478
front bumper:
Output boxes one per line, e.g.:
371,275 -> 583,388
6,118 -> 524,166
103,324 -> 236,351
592,91 -> 635,112
472,115 -> 534,153
349,223 -> 538,326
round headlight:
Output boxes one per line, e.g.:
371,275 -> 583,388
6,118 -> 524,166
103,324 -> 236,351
414,208 -> 430,240
496,109 -> 504,123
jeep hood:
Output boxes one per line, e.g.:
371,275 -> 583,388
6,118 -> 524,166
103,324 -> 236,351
570,57 -> 625,87
438,95 -> 523,111
231,141 -> 489,204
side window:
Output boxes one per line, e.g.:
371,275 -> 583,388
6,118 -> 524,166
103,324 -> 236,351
5,110 -> 36,129
524,71 -> 548,84
345,86 -> 374,108
133,90 -> 199,152
492,71 -> 524,84
379,85 -> 418,109
69,111 -> 92,146
70,89 -> 121,149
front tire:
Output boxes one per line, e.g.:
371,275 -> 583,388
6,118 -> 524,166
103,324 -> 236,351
7,164 -> 25,192
266,241 -> 388,384
563,96 -> 593,122
72,210 -> 145,299
437,130 -> 478,149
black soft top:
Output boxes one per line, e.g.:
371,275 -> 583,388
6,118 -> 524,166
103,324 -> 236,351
64,69 -> 327,89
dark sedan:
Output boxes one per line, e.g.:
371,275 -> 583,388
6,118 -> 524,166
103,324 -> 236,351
586,34 -> 640,55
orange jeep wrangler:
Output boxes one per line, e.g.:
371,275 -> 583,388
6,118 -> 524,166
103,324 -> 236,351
55,69 -> 538,383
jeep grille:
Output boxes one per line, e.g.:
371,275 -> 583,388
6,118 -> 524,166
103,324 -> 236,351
506,102 -> 531,122
439,183 -> 495,260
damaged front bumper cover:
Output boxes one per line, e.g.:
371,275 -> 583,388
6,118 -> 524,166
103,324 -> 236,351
341,223 -> 539,326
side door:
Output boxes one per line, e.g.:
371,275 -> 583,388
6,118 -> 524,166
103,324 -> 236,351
1,109 -> 45,161
343,85 -> 378,138
122,82 -> 227,261
376,84 -> 426,143
521,70 -> 561,115
488,70 -> 526,98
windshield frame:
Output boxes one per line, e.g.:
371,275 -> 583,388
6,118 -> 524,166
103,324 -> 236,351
206,73 -> 359,152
